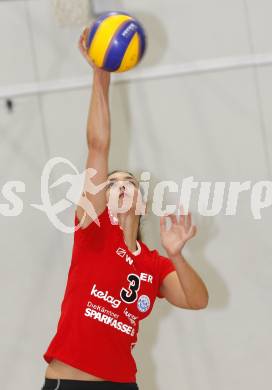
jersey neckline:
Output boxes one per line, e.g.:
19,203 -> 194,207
107,206 -> 142,257
131,240 -> 141,256
117,226 -> 142,257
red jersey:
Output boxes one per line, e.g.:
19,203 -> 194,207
43,206 -> 176,382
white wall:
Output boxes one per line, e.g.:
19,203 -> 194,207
0,1 -> 271,389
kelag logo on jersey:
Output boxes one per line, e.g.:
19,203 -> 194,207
137,295 -> 150,312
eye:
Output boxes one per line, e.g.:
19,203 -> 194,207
129,180 -> 137,187
105,182 -> 114,190
106,179 -> 137,190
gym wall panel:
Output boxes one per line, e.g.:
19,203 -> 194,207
244,0 -> 272,52
25,0 -> 89,82
255,66 -> 272,176
0,1 -> 35,85
116,0 -> 251,63
0,96 -> 69,389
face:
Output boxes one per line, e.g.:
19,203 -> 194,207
105,171 -> 144,215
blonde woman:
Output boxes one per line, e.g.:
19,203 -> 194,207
41,28 -> 209,390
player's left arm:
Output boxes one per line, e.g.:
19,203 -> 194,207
159,206 -> 209,310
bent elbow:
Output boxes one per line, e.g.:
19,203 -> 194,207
190,293 -> 209,310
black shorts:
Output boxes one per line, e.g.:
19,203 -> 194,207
41,378 -> 139,390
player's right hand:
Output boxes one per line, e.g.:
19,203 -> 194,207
78,26 -> 110,79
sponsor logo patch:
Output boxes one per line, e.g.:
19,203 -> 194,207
137,295 -> 150,313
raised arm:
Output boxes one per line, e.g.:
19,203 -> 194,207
159,206 -> 209,309
76,27 -> 111,227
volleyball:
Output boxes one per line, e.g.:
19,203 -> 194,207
86,11 -> 147,73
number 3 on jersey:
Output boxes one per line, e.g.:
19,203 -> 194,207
120,273 -> 140,303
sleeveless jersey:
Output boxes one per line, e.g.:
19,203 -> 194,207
43,206 -> 176,382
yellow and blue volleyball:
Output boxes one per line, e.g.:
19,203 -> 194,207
86,11 -> 147,73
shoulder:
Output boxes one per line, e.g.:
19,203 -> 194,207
146,247 -> 176,275
136,240 -> 157,258
74,205 -> 117,237
137,242 -> 163,267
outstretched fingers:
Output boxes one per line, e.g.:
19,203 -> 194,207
78,27 -> 89,55
159,215 -> 166,233
178,204 -> 196,235
188,224 -> 197,239
186,210 -> 192,232
160,211 -> 178,232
